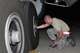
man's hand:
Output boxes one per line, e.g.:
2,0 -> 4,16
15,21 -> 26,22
54,40 -> 58,45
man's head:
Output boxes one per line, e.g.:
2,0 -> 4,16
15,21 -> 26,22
44,15 -> 53,25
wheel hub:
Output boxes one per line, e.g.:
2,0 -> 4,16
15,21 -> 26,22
33,16 -> 37,37
11,30 -> 21,45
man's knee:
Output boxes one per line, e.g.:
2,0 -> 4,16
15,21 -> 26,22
47,28 -> 53,33
47,28 -> 57,40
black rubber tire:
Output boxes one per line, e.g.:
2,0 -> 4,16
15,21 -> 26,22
0,0 -> 28,53
25,2 -> 39,51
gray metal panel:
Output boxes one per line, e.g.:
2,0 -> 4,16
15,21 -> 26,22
64,0 -> 78,6
27,0 -> 43,16
45,0 -> 78,7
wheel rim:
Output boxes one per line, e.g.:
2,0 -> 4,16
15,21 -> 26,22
33,16 -> 37,37
5,12 -> 24,53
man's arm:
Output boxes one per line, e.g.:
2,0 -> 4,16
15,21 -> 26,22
37,24 -> 49,29
56,30 -> 63,41
54,30 -> 63,45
